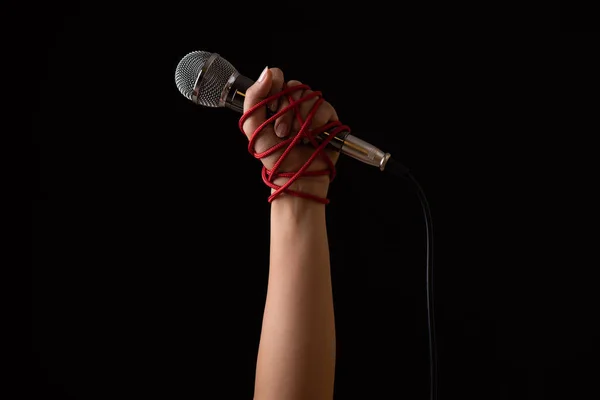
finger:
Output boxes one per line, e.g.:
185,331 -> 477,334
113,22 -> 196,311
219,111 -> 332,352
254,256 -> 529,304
311,101 -> 339,129
274,80 -> 303,138
274,93 -> 291,138
296,88 -> 319,132
268,68 -> 285,114
242,66 -> 273,140
285,80 -> 307,134
272,90 -> 292,140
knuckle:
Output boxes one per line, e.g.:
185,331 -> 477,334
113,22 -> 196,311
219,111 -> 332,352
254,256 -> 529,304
270,67 -> 283,77
321,100 -> 335,114
313,110 -> 329,126
245,84 -> 259,97
313,102 -> 336,125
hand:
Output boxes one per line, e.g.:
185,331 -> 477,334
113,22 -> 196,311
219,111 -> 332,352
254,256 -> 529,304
240,67 -> 342,201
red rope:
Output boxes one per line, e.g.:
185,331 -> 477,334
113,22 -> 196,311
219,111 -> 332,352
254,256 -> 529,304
238,84 -> 350,204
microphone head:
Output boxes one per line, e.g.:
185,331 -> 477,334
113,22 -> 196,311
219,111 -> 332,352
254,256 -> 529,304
174,50 -> 238,107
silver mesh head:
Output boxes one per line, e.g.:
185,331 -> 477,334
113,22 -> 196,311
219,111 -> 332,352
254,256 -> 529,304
174,50 -> 238,107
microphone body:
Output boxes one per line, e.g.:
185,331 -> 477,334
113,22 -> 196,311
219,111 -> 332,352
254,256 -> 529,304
178,51 -> 394,171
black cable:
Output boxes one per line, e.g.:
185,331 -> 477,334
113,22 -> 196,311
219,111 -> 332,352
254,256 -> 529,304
385,157 -> 438,400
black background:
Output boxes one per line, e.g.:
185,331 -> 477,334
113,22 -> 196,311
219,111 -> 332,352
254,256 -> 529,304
560,1 -> 599,31
25,2 -> 594,400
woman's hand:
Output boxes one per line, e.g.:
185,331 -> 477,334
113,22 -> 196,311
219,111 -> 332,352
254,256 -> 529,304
240,67 -> 341,200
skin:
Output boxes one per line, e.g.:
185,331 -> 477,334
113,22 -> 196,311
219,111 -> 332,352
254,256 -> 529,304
241,67 -> 339,400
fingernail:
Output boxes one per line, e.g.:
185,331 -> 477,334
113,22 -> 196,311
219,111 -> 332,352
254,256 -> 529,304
275,122 -> 288,138
258,66 -> 268,82
269,99 -> 279,113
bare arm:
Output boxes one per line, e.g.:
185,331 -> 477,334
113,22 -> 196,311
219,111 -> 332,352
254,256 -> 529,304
254,180 -> 336,400
241,67 -> 340,400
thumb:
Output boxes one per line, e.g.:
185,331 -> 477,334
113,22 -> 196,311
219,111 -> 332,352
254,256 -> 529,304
241,66 -> 272,139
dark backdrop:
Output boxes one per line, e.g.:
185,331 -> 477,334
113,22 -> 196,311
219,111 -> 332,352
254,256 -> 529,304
560,1 -> 599,31
26,2 -> 592,400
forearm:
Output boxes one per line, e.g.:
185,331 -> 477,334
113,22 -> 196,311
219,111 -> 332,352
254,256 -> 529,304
254,190 -> 336,400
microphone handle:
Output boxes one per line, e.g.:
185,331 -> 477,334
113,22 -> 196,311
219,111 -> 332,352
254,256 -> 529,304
222,72 -> 393,171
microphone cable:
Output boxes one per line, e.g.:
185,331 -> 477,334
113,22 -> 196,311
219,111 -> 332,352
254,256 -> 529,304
386,158 -> 438,400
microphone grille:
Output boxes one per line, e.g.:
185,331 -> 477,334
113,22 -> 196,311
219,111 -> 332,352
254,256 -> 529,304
174,50 -> 238,107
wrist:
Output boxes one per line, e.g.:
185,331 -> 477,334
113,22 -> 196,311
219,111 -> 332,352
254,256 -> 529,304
271,181 -> 327,222
271,176 -> 330,202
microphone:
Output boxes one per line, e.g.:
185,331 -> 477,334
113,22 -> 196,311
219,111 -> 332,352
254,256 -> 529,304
174,50 -> 407,174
